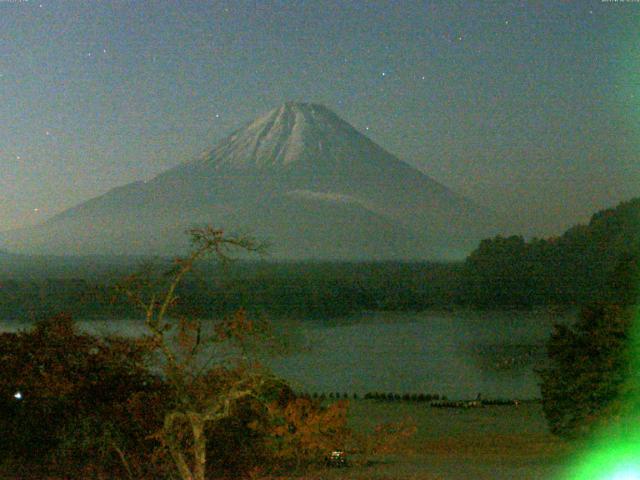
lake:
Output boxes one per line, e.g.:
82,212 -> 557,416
1,308 -> 572,400
266,309 -> 569,400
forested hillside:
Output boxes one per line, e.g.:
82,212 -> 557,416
0,262 -> 462,321
2,199 -> 637,319
460,198 -> 640,307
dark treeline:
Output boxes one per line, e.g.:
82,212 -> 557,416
295,392 -> 523,407
295,392 -> 445,402
459,198 -> 640,307
1,197 -> 638,320
179,261 -> 463,318
0,261 -> 463,321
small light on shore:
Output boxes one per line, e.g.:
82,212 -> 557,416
14,392 -> 22,400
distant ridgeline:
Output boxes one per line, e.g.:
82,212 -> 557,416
459,198 -> 640,307
0,198 -> 638,320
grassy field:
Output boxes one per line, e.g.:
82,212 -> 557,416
305,400 -> 572,480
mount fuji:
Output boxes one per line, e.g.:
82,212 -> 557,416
1,103 -> 500,260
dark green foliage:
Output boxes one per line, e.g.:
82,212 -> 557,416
360,392 -> 441,402
461,198 -> 640,307
2,198 -> 638,323
608,253 -> 640,305
0,260 -> 463,321
538,303 -> 635,437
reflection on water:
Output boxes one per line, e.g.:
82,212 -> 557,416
266,310 -> 567,400
1,309 -> 571,400
469,343 -> 546,372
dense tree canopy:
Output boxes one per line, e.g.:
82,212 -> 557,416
461,198 -> 640,307
538,303 -> 638,438
0,313 -> 161,477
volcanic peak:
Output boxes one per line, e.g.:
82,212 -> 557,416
192,102 -> 361,171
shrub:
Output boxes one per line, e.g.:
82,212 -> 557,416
539,303 -> 636,437
0,313 -> 159,477
260,397 -> 350,470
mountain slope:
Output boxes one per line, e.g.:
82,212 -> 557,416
1,102 -> 499,259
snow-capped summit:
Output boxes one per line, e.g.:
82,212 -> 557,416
1,103 -> 501,259
198,102 -> 350,170
177,101 -> 412,182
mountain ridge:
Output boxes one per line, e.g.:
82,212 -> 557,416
1,102 -> 500,260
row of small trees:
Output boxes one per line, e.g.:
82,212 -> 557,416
295,392 -> 444,401
363,392 -> 445,402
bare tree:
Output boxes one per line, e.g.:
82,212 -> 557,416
117,227 -> 271,480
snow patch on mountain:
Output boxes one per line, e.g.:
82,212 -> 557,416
285,189 -> 363,205
192,102 -> 359,171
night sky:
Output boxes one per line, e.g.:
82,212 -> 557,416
1,1 -> 638,237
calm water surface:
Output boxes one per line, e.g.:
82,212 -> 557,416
266,309 -> 567,400
3,309 -> 571,400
